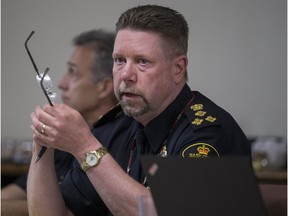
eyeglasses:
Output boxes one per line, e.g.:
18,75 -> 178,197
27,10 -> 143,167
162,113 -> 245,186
24,31 -> 56,106
25,31 -> 56,163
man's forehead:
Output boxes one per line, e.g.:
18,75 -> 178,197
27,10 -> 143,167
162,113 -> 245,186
114,30 -> 164,55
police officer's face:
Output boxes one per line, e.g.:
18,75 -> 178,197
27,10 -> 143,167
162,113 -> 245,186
113,29 -> 186,125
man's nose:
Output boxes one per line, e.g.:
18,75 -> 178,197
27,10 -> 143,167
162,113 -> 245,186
120,62 -> 137,82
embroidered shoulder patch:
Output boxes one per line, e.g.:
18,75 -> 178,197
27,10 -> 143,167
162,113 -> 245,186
181,143 -> 220,158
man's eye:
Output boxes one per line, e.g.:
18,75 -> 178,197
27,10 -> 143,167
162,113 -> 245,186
114,57 -> 125,64
68,68 -> 74,74
138,59 -> 149,65
67,67 -> 79,80
68,67 -> 76,75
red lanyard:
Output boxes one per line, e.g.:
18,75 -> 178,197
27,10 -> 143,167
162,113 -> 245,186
126,93 -> 195,183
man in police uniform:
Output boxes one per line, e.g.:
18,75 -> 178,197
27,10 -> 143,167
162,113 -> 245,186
28,5 -> 250,216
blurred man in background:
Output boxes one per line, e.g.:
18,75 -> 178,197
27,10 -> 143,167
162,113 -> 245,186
1,29 -> 117,216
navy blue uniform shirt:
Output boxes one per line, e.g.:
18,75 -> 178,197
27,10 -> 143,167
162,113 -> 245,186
60,84 -> 250,216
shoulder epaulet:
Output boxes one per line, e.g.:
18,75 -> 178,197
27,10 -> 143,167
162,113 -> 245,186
184,99 -> 221,130
93,104 -> 123,127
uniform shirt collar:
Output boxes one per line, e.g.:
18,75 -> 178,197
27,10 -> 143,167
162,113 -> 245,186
143,84 -> 193,153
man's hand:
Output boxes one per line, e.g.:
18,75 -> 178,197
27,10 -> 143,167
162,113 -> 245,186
31,103 -> 96,158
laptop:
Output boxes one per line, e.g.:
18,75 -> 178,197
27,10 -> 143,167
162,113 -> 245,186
141,156 -> 267,216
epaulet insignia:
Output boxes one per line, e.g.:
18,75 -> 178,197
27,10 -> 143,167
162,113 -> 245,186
205,116 -> 217,123
191,104 -> 203,111
185,103 -> 219,129
192,118 -> 203,126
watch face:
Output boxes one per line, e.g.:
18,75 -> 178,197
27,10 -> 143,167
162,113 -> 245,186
86,153 -> 98,166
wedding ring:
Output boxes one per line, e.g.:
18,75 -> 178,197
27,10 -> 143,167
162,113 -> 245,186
40,123 -> 46,134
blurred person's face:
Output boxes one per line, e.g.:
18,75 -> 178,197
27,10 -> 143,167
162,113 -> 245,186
58,46 -> 104,116
113,29 -> 186,125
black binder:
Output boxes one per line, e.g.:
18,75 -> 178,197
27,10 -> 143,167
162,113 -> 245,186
141,156 -> 267,216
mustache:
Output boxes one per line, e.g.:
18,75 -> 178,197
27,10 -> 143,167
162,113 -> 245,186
118,83 -> 142,97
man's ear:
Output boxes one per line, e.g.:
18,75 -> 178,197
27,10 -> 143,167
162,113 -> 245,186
97,78 -> 114,99
173,55 -> 188,84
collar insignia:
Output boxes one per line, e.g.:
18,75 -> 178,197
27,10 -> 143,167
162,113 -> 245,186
158,145 -> 168,157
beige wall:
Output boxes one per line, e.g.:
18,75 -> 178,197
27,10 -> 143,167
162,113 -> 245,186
2,0 -> 286,140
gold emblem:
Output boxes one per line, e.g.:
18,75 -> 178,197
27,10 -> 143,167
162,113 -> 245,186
191,104 -> 203,111
192,118 -> 203,125
195,111 -> 206,117
197,145 -> 210,156
205,116 -> 216,122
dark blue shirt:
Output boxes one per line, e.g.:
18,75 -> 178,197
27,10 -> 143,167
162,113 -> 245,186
60,84 -> 250,216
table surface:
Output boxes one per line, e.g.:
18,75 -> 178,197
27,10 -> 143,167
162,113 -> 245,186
1,162 -> 30,176
255,169 -> 287,184
1,161 -> 287,183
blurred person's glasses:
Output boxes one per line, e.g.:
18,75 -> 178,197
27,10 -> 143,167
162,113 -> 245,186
25,31 -> 56,105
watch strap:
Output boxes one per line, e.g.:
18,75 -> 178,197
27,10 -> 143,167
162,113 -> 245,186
81,146 -> 108,172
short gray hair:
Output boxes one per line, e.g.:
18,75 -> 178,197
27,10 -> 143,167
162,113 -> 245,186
73,29 -> 115,82
116,5 -> 189,56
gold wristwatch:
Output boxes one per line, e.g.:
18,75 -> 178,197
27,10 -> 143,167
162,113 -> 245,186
81,146 -> 108,172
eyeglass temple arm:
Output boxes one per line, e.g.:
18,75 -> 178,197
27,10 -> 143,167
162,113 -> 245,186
40,67 -> 53,106
25,31 -> 40,76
